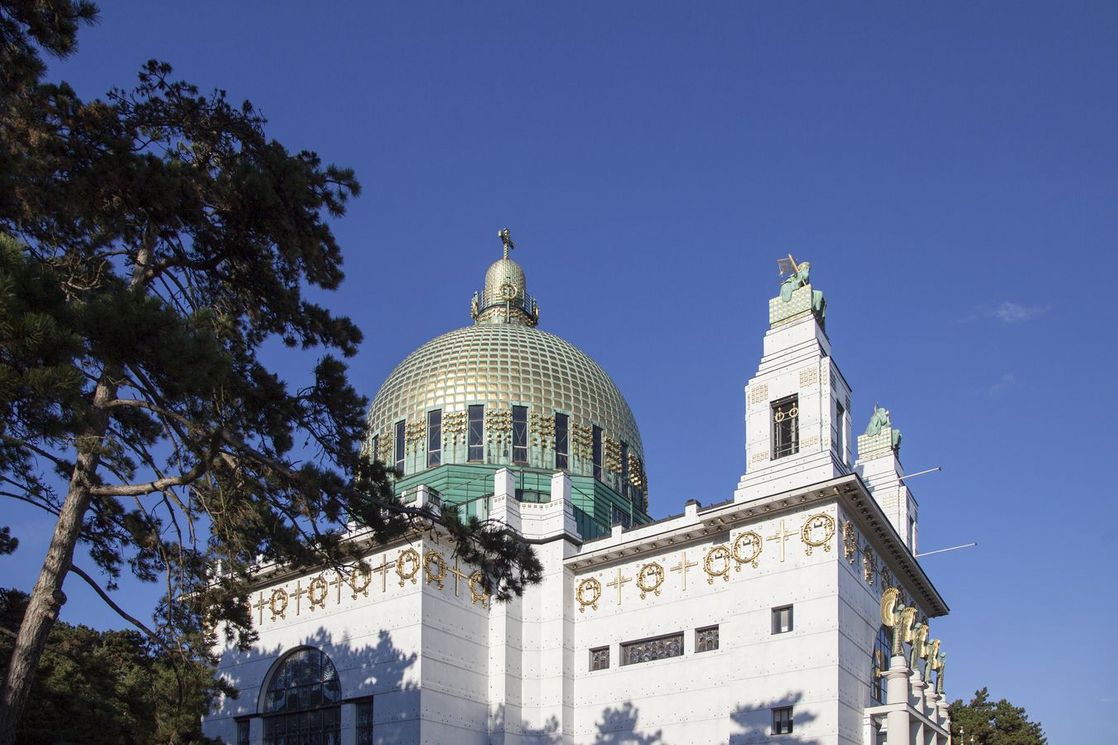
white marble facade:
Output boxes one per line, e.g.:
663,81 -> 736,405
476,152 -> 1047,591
205,281 -> 954,745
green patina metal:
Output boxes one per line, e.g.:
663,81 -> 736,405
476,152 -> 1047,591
865,405 -> 903,451
390,462 -> 650,541
778,259 -> 826,320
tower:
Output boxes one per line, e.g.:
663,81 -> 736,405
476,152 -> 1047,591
735,257 -> 853,501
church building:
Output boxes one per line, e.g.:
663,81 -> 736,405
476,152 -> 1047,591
204,236 -> 955,745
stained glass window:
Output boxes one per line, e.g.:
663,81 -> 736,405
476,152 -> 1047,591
696,626 -> 719,653
262,648 -> 342,745
590,646 -> 610,671
621,633 -> 683,666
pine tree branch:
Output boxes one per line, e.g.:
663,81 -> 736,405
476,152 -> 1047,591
88,462 -> 208,497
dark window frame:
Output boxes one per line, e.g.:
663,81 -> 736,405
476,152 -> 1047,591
771,605 -> 794,634
394,420 -> 405,475
772,706 -> 794,735
871,625 -> 890,703
512,405 -> 529,464
592,425 -> 603,480
426,409 -> 442,468
771,395 -> 800,459
235,718 -> 250,745
467,405 -> 484,462
554,412 -> 569,470
355,697 -> 374,745
620,441 -> 630,501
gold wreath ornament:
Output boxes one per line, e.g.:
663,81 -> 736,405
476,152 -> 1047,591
801,513 -> 835,555
268,588 -> 289,621
467,570 -> 490,607
636,563 -> 665,599
731,531 -> 763,569
349,565 -> 372,598
704,546 -> 731,584
424,550 -> 447,589
307,575 -> 329,610
576,578 -> 602,612
397,548 -> 421,586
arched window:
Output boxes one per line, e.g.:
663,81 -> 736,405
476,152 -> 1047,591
871,625 -> 890,703
262,648 -> 342,745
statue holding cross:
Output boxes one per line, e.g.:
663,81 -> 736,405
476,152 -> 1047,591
776,253 -> 826,318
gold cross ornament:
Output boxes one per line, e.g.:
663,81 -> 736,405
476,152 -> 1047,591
606,567 -> 632,606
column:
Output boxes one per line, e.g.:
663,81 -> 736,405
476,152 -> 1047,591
886,656 -> 911,745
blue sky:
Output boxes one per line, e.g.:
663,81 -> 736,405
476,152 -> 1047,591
2,2 -> 1116,741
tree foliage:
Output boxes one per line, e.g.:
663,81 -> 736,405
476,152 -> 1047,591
948,687 -> 1047,745
0,1 -> 542,740
0,588 -> 220,744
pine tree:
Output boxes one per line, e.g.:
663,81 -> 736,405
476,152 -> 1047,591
0,3 -> 542,741
949,688 -> 1047,745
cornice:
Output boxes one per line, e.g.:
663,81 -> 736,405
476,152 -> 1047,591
565,473 -> 949,617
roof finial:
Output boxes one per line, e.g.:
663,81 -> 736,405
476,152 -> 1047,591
498,227 -> 515,260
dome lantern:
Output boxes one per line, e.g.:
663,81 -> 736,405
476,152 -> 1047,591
471,228 -> 539,326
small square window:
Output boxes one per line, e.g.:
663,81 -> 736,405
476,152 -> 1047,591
772,706 -> 794,735
772,605 -> 793,634
696,626 -> 719,653
590,646 -> 610,671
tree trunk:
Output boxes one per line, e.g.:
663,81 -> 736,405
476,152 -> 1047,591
0,375 -> 115,745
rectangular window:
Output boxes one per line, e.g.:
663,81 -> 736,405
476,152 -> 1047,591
467,405 -> 484,462
611,505 -> 631,528
620,441 -> 630,501
554,413 -> 569,470
356,698 -> 373,745
834,401 -> 845,462
696,626 -> 719,653
621,632 -> 683,666
772,706 -> 794,735
592,425 -> 603,480
369,434 -> 379,463
771,395 -> 799,459
236,719 -> 250,745
772,605 -> 793,634
394,420 -> 406,475
908,516 -> 917,552
512,405 -> 528,464
589,646 -> 610,671
427,409 -> 442,468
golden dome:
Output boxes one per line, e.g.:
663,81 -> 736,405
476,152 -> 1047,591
367,323 -> 644,461
365,232 -> 647,505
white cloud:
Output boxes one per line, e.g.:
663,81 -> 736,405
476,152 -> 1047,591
993,301 -> 1047,324
987,373 -> 1018,396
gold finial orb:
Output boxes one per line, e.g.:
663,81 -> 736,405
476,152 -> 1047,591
498,227 -> 515,259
